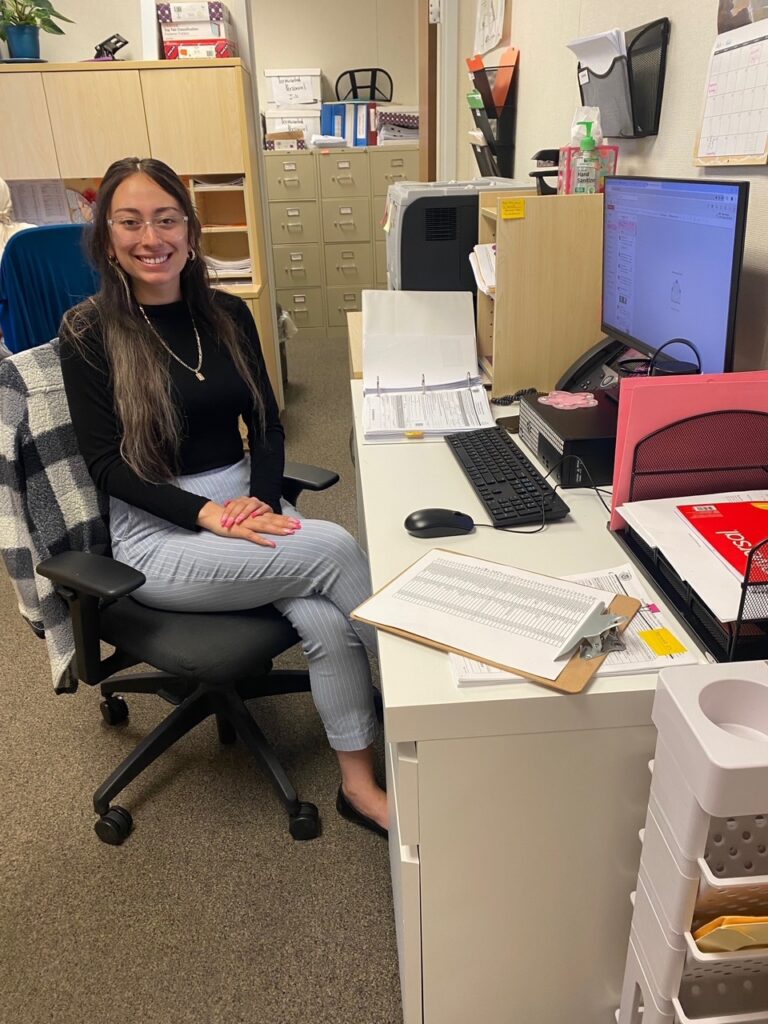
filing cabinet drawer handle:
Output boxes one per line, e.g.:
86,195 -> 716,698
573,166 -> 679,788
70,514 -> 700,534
288,266 -> 306,274
337,264 -> 358,272
333,174 -> 354,184
334,220 -> 356,229
280,176 -> 300,186
385,173 -> 406,181
285,223 -> 303,231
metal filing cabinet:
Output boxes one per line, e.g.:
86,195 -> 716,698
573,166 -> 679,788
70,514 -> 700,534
265,144 -> 419,336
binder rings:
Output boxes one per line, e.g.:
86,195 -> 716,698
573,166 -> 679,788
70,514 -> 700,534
360,290 -> 494,440
361,289 -> 481,394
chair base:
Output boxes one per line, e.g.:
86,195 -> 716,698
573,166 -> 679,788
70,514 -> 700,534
92,670 -> 320,843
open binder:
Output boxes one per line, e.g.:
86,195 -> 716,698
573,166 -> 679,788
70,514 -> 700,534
360,290 -> 494,440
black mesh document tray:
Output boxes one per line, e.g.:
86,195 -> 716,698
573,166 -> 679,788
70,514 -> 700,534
613,409 -> 768,662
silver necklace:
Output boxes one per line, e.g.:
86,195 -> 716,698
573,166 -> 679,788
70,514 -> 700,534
138,302 -> 205,381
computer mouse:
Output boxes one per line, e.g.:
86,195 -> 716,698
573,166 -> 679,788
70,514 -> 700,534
404,508 -> 475,538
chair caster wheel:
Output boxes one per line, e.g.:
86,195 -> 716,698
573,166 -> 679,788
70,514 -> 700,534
289,801 -> 320,840
100,695 -> 128,726
94,805 -> 133,845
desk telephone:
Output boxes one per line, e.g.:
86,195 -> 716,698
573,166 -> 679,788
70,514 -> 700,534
555,338 -> 631,393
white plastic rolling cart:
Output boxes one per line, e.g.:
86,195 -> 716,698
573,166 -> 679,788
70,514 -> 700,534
619,662 -> 768,1024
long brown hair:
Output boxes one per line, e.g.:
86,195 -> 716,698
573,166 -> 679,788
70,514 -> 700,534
61,157 -> 263,483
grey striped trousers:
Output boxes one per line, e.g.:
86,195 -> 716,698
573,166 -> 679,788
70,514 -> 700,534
109,458 -> 378,751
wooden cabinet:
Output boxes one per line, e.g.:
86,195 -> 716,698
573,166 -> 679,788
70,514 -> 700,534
0,59 -> 281,407
141,66 -> 244,175
43,70 -> 150,178
0,74 -> 59,179
265,144 -> 419,337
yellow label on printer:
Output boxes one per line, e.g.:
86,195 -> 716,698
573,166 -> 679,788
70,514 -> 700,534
500,198 -> 526,220
638,628 -> 687,656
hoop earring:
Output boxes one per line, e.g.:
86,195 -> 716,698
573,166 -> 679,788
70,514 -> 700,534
187,248 -> 196,262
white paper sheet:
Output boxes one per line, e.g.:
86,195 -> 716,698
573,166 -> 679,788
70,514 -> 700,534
618,490 -> 768,622
362,384 -> 494,439
8,180 -> 70,226
474,0 -> 505,56
567,29 -> 626,76
449,563 -> 698,686
353,549 -> 615,681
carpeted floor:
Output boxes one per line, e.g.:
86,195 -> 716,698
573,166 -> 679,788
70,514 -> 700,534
0,334 -> 402,1024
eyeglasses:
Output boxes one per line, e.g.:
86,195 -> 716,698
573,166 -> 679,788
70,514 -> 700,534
107,214 -> 189,237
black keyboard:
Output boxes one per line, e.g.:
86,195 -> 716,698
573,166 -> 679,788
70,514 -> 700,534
445,427 -> 570,528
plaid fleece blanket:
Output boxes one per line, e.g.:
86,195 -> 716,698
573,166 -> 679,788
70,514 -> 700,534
0,341 -> 109,692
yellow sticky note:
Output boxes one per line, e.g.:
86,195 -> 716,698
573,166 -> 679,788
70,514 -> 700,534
639,628 -> 687,656
500,198 -> 525,220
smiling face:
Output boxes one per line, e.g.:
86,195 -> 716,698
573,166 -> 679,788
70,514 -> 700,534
107,172 -> 191,305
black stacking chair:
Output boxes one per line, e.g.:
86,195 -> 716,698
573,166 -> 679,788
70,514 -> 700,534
37,463 -> 338,846
335,67 -> 393,102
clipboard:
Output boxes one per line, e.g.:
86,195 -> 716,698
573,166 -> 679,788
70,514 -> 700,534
352,550 -> 641,694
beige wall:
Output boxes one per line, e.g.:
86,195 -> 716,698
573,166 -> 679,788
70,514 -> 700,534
32,1 -> 143,61
455,0 -> 768,369
247,0 -> 418,107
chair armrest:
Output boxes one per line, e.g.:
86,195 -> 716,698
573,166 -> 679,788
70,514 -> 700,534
36,551 -> 145,600
282,462 -> 339,506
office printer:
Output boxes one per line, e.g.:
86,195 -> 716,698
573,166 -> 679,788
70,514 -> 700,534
385,178 -> 530,291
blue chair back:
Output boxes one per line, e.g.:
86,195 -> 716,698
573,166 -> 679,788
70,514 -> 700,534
0,224 -> 100,354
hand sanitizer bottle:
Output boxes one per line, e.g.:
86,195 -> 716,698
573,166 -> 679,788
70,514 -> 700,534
573,120 -> 599,194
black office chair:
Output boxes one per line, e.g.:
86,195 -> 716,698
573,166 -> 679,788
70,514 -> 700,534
0,338 -> 340,846
335,67 -> 393,102
36,461 -> 338,846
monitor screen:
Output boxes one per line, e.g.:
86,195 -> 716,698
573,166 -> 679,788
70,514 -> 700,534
601,176 -> 749,374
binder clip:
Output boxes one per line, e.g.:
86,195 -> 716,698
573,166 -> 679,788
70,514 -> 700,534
556,603 -> 627,661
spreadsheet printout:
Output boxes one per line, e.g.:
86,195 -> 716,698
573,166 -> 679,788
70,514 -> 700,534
352,549 -> 614,680
450,563 -> 698,685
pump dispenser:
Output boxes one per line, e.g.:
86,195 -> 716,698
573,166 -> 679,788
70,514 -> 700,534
573,120 -> 599,194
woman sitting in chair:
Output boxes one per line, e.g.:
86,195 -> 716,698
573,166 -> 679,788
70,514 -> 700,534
60,157 -> 387,837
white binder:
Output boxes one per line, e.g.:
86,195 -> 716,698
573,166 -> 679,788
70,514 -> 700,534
360,289 -> 493,440
361,290 -> 481,394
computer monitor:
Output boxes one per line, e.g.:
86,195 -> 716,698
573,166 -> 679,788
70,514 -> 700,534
601,176 -> 749,374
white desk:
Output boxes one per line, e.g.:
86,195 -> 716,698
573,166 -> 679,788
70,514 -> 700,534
350,383 -> 702,1024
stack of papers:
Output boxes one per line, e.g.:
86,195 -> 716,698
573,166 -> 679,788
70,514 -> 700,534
469,243 -> 496,296
618,489 -> 768,622
566,28 -> 626,75
309,134 -> 347,148
449,564 -> 697,686
204,255 -> 252,278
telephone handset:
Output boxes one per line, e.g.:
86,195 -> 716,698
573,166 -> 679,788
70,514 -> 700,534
555,337 -> 632,393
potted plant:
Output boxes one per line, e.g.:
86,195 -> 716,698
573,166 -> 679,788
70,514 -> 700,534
0,1 -> 73,60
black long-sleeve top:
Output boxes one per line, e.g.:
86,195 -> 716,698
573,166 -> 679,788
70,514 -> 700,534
60,291 -> 285,531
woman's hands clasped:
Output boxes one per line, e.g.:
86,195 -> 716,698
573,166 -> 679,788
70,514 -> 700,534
197,496 -> 301,548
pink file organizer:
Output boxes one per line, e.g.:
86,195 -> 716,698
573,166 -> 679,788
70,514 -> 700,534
611,372 -> 768,531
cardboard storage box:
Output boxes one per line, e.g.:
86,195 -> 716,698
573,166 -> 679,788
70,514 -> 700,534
161,20 -> 233,40
263,108 -> 321,139
156,2 -> 230,23
265,68 -> 322,106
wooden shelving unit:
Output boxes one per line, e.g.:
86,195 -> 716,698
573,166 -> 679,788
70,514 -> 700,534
476,190 -> 604,398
